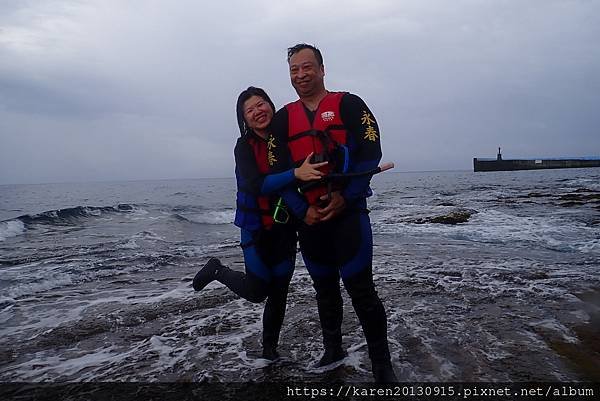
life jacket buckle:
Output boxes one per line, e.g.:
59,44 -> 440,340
273,197 -> 290,224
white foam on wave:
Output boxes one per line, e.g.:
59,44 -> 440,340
181,210 -> 234,225
117,238 -> 139,249
563,178 -> 600,191
301,336 -> 370,375
0,296 -> 16,324
4,296 -> 266,381
576,239 -> 600,254
130,206 -> 149,215
132,230 -> 166,242
3,259 -> 155,302
127,282 -> 197,305
529,318 -> 579,344
179,239 -> 241,259
7,272 -> 75,299
374,208 -> 597,253
2,293 -> 132,341
155,297 -> 262,377
385,301 -> 463,381
147,335 -> 191,371
0,347 -> 112,381
0,219 -> 26,241
1,292 -> 209,380
84,207 -> 102,217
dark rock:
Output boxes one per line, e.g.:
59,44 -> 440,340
412,209 -> 476,225
429,211 -> 472,224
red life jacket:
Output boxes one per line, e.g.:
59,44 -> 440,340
285,91 -> 348,205
247,134 -> 274,230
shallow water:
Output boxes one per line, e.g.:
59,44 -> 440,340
1,169 -> 599,382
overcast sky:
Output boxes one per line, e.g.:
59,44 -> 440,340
1,0 -> 599,184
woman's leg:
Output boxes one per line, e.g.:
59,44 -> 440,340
258,226 -> 296,359
193,229 -> 270,302
261,271 -> 292,359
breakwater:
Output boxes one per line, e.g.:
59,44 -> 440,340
474,148 -> 600,172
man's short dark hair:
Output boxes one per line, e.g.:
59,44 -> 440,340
287,43 -> 323,66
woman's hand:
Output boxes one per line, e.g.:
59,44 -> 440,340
294,152 -> 327,182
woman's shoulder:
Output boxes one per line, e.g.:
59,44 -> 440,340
234,135 -> 255,164
234,135 -> 250,151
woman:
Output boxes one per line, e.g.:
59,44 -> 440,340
192,86 -> 324,360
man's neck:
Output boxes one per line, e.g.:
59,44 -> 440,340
300,89 -> 328,111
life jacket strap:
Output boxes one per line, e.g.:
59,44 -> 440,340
288,129 -> 319,143
236,203 -> 272,216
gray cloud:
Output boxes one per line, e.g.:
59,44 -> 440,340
1,0 -> 599,184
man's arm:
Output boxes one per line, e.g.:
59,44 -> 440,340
339,93 -> 383,204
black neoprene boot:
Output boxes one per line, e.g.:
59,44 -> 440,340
343,268 -> 396,382
318,345 -> 347,367
372,360 -> 398,383
313,276 -> 347,367
261,275 -> 291,361
261,346 -> 280,361
192,257 -> 224,291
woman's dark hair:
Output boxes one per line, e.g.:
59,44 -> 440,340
236,86 -> 276,136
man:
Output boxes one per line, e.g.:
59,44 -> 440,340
269,43 -> 397,383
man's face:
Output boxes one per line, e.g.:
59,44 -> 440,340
289,48 -> 325,98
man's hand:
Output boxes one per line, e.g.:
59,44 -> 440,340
303,205 -> 323,225
317,191 -> 346,222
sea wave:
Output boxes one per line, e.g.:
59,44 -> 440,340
9,204 -> 138,226
0,220 -> 26,241
563,178 -> 600,192
577,239 -> 600,254
0,296 -> 16,324
174,210 -> 234,225
7,272 -> 77,299
374,208 -> 597,253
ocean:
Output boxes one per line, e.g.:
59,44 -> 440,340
1,169 -> 599,382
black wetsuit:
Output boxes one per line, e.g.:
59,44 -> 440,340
270,93 -> 392,367
216,131 -> 298,353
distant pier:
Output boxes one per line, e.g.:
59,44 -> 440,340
473,148 -> 600,172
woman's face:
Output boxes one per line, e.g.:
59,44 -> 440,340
243,95 -> 273,135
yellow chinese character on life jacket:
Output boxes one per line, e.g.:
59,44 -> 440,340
361,111 -> 375,127
364,125 -> 379,142
268,151 -> 278,166
267,135 -> 277,151
361,110 -> 378,141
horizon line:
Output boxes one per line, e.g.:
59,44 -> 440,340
0,169 -> 475,186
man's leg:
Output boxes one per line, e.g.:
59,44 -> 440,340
311,271 -> 347,366
299,223 -> 347,366
343,267 -> 396,382
340,212 -> 397,383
